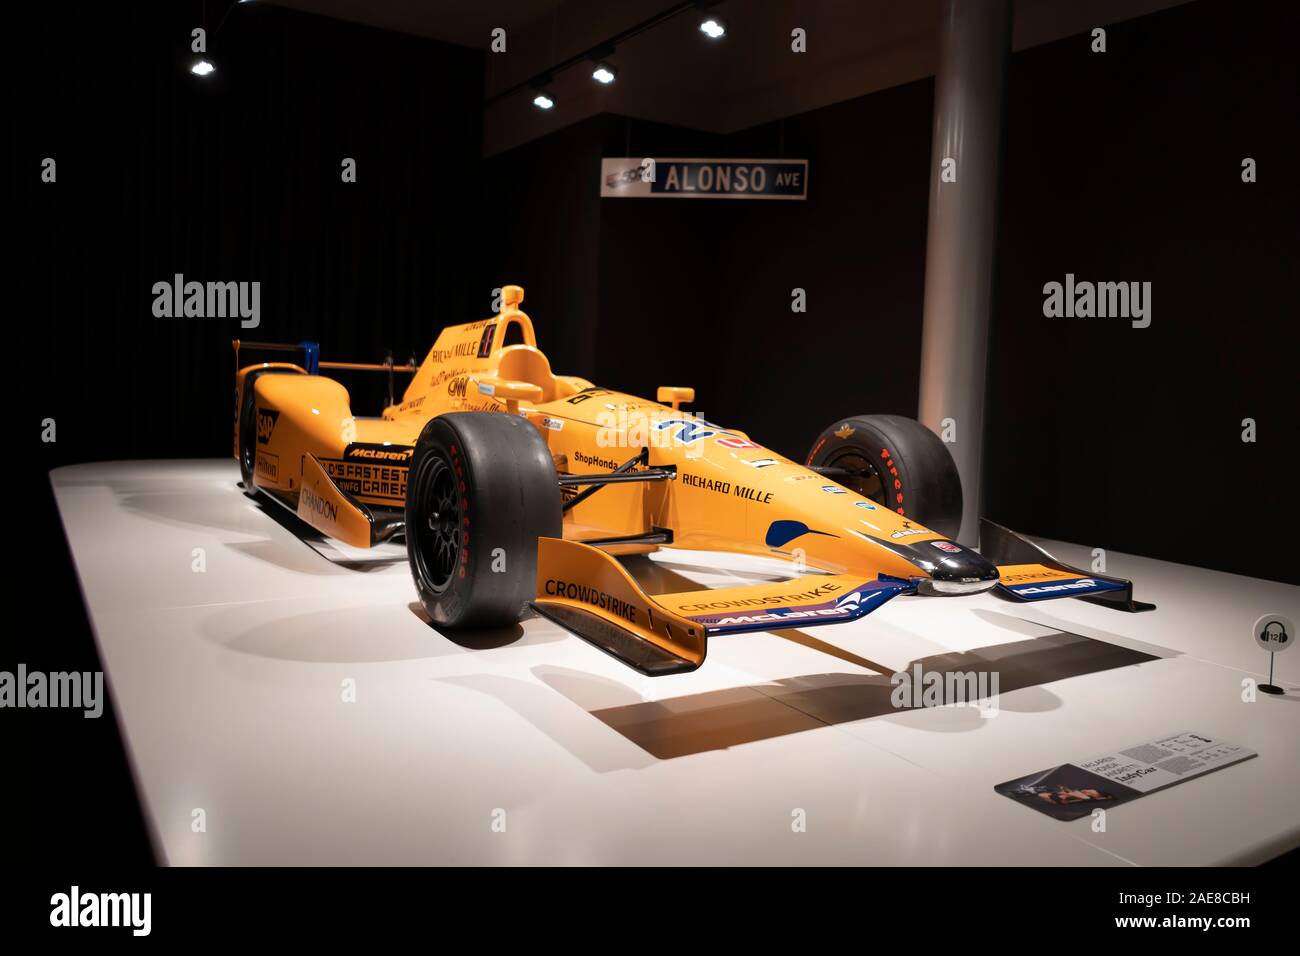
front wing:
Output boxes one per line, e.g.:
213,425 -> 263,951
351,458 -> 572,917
532,537 -> 913,675
979,518 -> 1155,613
533,522 -> 1153,676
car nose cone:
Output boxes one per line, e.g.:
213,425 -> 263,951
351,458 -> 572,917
923,546 -> 1001,595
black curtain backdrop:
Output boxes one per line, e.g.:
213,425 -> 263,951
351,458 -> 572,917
13,0 -> 484,868
21,2 -> 484,470
16,0 -> 1298,569
984,1 -> 1298,577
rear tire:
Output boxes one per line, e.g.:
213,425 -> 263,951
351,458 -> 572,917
405,412 -> 562,630
806,414 -> 963,539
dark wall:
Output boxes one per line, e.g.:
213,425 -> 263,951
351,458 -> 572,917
601,85 -> 937,456
481,79 -> 936,459
20,0 -> 1297,586
984,0 -> 1298,581
21,1 -> 484,467
480,0 -> 1297,583
14,0 -> 485,867
472,119 -> 610,375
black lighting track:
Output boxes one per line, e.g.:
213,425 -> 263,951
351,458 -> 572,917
484,0 -> 716,107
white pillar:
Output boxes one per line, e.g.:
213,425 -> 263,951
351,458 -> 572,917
918,0 -> 1011,545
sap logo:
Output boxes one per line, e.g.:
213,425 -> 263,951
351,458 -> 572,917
256,408 -> 280,444
1015,578 -> 1098,595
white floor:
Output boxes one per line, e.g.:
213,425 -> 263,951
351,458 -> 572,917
51,460 -> 1300,866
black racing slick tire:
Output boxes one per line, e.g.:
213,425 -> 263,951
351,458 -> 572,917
806,414 -> 963,540
405,412 -> 562,630
238,368 -> 302,497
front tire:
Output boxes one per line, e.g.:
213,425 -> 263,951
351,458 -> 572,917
806,414 -> 963,539
405,412 -> 562,630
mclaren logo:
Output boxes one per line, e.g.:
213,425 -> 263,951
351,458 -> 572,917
1013,578 -> 1099,595
344,444 -> 413,462
701,587 -> 888,627
709,605 -> 854,626
256,408 -> 279,444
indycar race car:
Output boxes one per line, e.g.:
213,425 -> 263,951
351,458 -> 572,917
233,285 -> 1150,675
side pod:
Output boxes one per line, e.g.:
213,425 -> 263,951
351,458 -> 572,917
980,518 -> 1155,612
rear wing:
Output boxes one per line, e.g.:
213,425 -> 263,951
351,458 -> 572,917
232,339 -> 418,407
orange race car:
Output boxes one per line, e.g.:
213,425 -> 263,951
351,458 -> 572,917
232,285 -> 1150,674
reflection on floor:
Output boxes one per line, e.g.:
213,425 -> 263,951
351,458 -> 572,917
581,556 -> 1162,758
580,629 -> 1158,759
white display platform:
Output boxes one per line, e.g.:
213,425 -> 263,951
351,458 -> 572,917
51,460 -> 1300,865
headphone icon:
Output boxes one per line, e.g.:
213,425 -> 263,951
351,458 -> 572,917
1259,621 -> 1289,647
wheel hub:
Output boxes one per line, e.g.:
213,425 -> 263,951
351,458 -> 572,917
414,459 -> 462,592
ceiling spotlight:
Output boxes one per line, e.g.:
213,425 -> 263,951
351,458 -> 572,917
191,59 -> 216,76
530,73 -> 556,110
591,62 -> 617,85
699,16 -> 726,40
